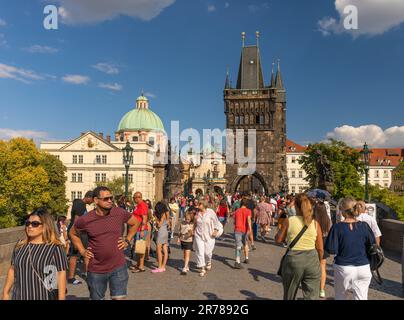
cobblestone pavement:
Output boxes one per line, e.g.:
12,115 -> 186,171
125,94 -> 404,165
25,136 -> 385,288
1,221 -> 403,300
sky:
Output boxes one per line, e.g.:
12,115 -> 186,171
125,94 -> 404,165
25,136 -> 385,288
0,0 -> 403,148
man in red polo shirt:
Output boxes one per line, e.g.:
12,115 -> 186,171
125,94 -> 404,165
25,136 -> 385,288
233,198 -> 252,269
130,191 -> 149,272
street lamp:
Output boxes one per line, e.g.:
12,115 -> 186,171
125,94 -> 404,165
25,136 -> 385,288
122,141 -> 134,198
361,142 -> 372,202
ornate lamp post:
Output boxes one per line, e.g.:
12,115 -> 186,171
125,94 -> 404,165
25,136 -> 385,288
361,142 -> 372,202
122,141 -> 134,198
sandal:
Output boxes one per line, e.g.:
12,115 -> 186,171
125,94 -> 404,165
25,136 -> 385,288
131,267 -> 146,273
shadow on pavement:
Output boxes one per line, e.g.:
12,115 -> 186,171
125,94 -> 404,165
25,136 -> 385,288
203,292 -> 222,300
212,253 -> 235,269
239,289 -> 272,300
369,277 -> 404,299
248,268 -> 282,284
66,295 -> 89,300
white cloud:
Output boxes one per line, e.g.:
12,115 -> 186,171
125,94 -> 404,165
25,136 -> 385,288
0,19 -> 6,27
98,82 -> 122,91
53,0 -> 176,24
248,3 -> 269,13
24,45 -> 59,54
62,74 -> 90,85
144,92 -> 157,99
0,128 -> 49,142
0,63 -> 44,83
326,125 -> 404,148
0,34 -> 6,47
318,0 -> 404,37
92,62 -> 119,74
225,2 -> 230,9
208,5 -> 216,12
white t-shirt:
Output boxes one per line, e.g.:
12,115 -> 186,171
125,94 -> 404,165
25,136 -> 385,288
357,213 -> 382,238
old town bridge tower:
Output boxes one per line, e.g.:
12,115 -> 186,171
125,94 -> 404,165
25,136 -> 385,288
224,32 -> 287,195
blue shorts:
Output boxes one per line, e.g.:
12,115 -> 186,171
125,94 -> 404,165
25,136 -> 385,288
135,231 -> 148,241
87,264 -> 129,300
234,232 -> 248,248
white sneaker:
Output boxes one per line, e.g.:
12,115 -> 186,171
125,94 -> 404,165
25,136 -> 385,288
206,263 -> 212,271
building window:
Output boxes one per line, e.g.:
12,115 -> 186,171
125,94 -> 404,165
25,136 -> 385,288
132,136 -> 139,142
102,155 -> 107,164
149,137 -> 155,146
256,115 -> 260,124
72,173 -> 77,182
78,155 -> 83,164
71,191 -> 76,201
77,191 -> 82,199
240,116 -> 244,125
235,116 -> 240,125
383,170 -> 388,178
73,155 -> 77,164
96,155 -> 101,164
78,173 -> 83,182
384,183 -> 388,187
299,186 -> 305,193
299,171 -> 303,178
291,186 -> 296,193
101,173 -> 106,182
259,115 -> 264,125
55,155 -> 60,160
95,173 -> 100,182
292,171 -> 296,178
292,157 -> 296,164
375,170 -> 379,178
122,174 -> 133,183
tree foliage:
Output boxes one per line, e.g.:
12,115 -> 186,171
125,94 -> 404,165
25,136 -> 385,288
299,139 -> 365,199
369,185 -> 404,221
95,176 -> 133,198
0,138 -> 67,228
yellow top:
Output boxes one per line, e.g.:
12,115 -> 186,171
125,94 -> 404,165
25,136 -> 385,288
286,216 -> 317,251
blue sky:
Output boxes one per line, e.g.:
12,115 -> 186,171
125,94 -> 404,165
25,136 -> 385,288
0,0 -> 403,147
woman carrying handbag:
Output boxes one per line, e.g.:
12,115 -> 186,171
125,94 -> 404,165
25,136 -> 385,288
275,193 -> 324,300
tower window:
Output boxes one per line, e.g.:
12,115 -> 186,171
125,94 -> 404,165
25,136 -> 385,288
240,116 -> 244,125
260,115 -> 264,125
256,115 -> 260,124
132,136 -> 139,142
235,116 -> 240,125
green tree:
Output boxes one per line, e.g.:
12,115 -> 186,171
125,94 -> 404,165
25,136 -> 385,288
369,185 -> 404,221
0,138 -> 67,228
95,176 -> 133,198
299,139 -> 365,199
39,152 -> 68,215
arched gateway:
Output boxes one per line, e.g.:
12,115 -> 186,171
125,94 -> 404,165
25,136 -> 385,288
224,32 -> 287,195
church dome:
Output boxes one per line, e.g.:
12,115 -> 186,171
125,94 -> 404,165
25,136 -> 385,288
117,94 -> 165,132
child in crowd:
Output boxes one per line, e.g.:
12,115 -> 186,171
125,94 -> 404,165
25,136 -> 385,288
177,210 -> 195,275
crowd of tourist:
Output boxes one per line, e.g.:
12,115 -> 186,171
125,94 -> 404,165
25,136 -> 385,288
1,187 -> 383,301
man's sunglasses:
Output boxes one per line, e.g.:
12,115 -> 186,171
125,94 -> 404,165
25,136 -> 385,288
25,220 -> 43,228
97,196 -> 114,202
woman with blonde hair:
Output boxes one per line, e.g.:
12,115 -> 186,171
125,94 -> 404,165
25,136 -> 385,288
275,193 -> 324,300
325,197 -> 375,300
2,208 -> 68,300
194,199 -> 223,277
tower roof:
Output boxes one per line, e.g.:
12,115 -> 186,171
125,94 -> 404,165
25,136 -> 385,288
275,59 -> 284,90
236,45 -> 265,89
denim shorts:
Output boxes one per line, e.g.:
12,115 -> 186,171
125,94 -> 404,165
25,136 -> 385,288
135,231 -> 148,241
87,264 -> 129,300
234,232 -> 247,248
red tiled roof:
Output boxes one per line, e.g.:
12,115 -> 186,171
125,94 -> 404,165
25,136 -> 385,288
355,147 -> 404,167
286,139 -> 306,153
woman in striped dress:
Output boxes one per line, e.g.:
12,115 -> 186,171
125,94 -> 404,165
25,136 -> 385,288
2,208 -> 68,300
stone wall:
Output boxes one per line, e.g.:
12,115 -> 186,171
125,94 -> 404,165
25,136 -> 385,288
379,219 -> 404,253
0,226 -> 25,277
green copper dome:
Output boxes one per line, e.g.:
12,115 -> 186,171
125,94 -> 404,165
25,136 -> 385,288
117,95 -> 165,132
